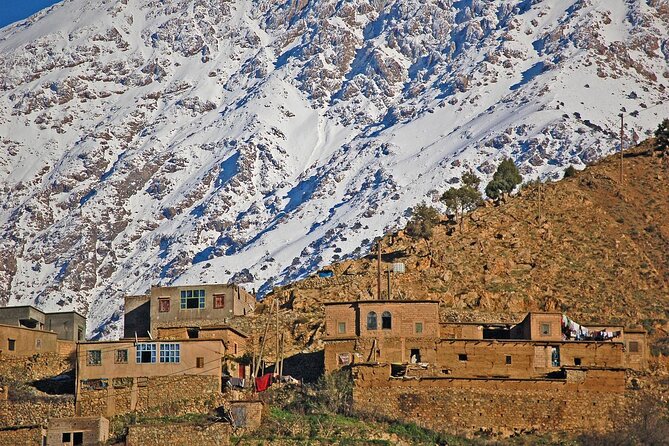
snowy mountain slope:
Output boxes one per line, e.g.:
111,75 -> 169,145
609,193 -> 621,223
0,0 -> 668,338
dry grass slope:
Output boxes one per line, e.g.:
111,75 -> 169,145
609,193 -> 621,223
238,140 -> 669,359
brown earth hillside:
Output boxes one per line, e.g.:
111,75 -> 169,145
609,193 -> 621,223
234,140 -> 669,367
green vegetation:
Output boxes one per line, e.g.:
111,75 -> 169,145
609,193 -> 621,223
563,165 -> 577,178
441,169 -> 483,231
406,203 -> 440,239
655,118 -> 669,152
485,158 -> 522,199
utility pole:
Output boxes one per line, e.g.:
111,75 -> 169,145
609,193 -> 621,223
377,239 -> 382,300
275,299 -> 280,377
620,113 -> 624,184
386,268 -> 391,300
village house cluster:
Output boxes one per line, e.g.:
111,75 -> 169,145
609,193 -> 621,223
0,284 -> 653,442
0,283 -> 257,445
323,299 -> 649,433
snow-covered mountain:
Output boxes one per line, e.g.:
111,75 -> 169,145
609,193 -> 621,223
1,0 -> 668,338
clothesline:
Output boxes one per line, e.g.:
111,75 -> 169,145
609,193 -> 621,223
561,315 -> 621,341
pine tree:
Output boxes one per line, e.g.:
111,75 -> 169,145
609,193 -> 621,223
485,158 -> 522,200
406,203 -> 440,239
655,118 -> 669,153
441,170 -> 483,231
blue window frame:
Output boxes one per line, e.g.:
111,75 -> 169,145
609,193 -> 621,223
180,289 -> 206,309
136,343 -> 156,363
160,343 -> 180,363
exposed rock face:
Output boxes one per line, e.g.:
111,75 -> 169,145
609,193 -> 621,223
0,0 -> 668,337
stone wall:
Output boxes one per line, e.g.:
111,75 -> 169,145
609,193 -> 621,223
0,352 -> 73,382
0,426 -> 43,446
352,364 -> 628,436
77,374 -> 222,417
125,422 -> 230,446
0,398 -> 74,427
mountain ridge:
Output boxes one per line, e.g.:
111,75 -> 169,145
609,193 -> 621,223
1,0 -> 668,338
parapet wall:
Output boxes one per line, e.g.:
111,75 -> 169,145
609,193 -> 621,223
0,426 -> 43,446
77,374 -> 222,417
126,422 -> 230,446
0,353 -> 72,382
352,364 -> 628,435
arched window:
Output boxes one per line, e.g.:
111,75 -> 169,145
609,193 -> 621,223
382,311 -> 392,330
367,312 -> 378,330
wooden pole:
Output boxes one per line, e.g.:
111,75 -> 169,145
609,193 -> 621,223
275,299 -> 280,376
279,334 -> 285,380
386,268 -> 391,300
377,240 -> 382,300
253,304 -> 273,378
620,114 -> 624,184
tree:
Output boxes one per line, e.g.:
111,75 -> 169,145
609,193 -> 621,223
485,158 -> 522,200
655,118 -> 669,153
441,170 -> 483,231
564,165 -> 577,178
406,203 -> 440,239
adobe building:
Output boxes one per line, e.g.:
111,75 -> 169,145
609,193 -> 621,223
45,416 -> 109,446
75,338 -> 225,416
0,324 -> 58,357
0,305 -> 86,341
123,284 -> 256,338
155,325 -> 250,379
323,302 -> 647,375
324,300 -> 647,436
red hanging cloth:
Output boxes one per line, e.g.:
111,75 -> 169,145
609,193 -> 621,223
255,373 -> 272,392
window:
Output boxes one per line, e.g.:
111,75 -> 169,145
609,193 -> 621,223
574,358 -> 582,366
62,433 -> 71,443
629,341 -> 639,353
196,357 -> 205,368
73,432 -> 83,446
77,327 -> 83,341
180,289 -> 206,309
136,343 -> 156,363
160,343 -> 180,363
8,339 -> 15,351
115,349 -> 128,364
415,322 -> 423,334
382,311 -> 392,330
410,349 -> 421,363
87,350 -> 101,366
540,323 -> 551,336
506,355 -> 512,365
214,293 -> 225,309
80,379 -> 108,390
158,298 -> 170,312
338,322 -> 346,334
458,354 -> 468,361
234,343 -> 238,355
366,312 -> 378,330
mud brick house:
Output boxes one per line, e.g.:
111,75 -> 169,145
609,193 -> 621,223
0,305 -> 86,342
325,300 -> 648,435
123,284 -> 256,338
75,339 -> 225,416
323,300 -> 441,371
324,302 -> 647,374
45,416 -> 109,446
156,325 -> 250,379
0,324 -> 58,357
0,306 -> 86,357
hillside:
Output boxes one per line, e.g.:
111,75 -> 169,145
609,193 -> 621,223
258,140 -> 669,358
1,0 -> 669,338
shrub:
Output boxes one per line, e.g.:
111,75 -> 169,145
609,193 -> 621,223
406,203 -> 440,239
655,118 -> 669,151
